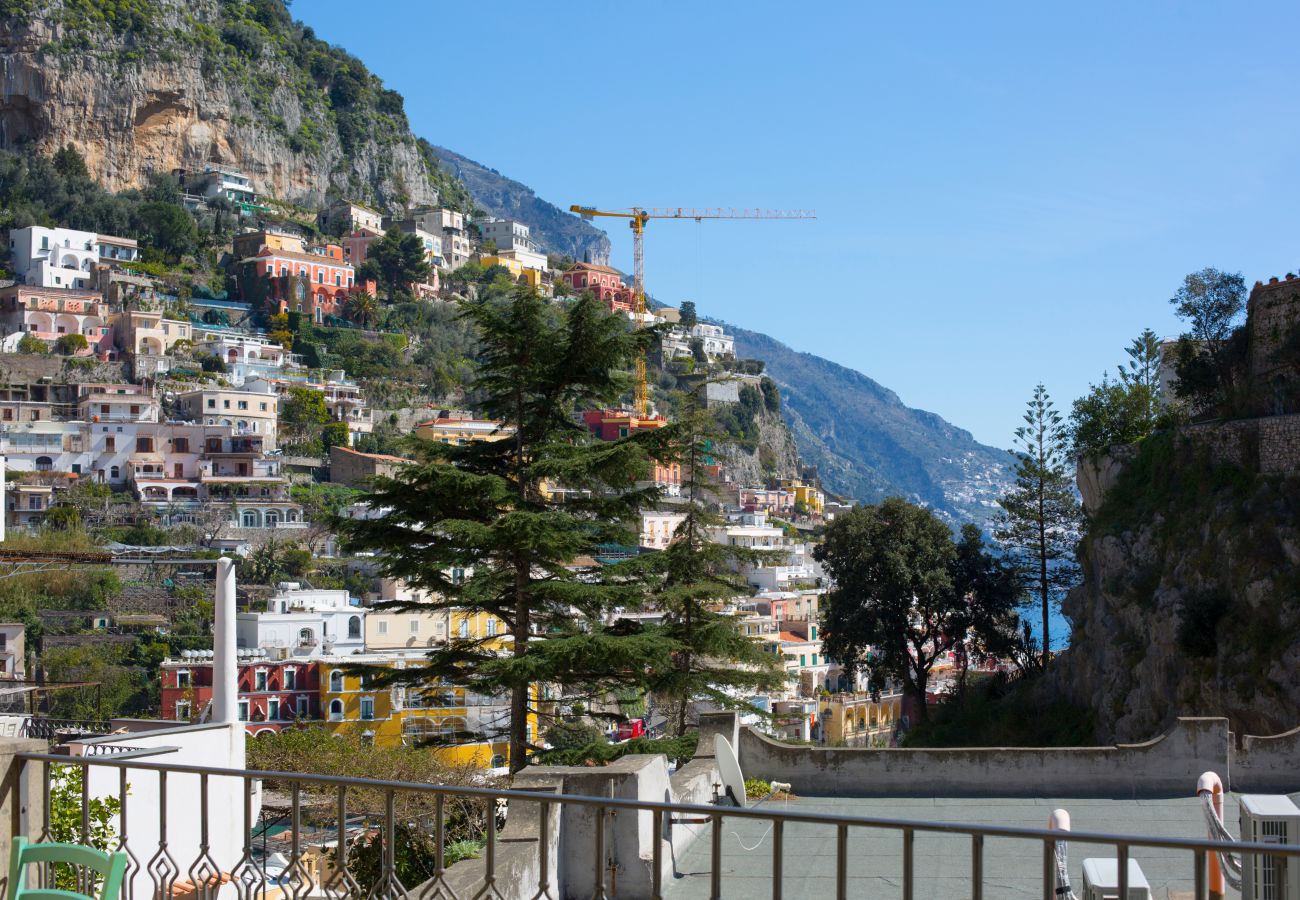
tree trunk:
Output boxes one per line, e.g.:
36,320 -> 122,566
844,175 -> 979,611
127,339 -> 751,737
509,570 -> 530,775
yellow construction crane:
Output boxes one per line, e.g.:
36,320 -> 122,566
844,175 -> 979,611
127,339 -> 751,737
570,206 -> 815,416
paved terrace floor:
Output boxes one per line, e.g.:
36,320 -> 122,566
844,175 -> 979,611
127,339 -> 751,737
665,792 -> 1288,899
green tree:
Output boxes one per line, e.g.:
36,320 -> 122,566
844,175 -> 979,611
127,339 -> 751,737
337,287 -> 674,772
1169,268 -> 1247,412
134,201 -> 199,261
17,333 -> 48,354
49,764 -> 121,889
322,420 -> 351,450
678,300 -> 698,330
279,386 -> 331,447
52,144 -> 90,181
1069,330 -> 1166,457
815,498 -> 1019,722
53,333 -> 89,355
632,392 -> 785,734
344,290 -> 379,329
544,718 -> 606,750
366,227 -> 431,299
996,384 -> 1080,666
246,538 -> 312,585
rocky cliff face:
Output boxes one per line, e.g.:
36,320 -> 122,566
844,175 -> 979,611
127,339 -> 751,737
717,404 -> 802,488
0,1 -> 452,211
1058,429 -> 1300,742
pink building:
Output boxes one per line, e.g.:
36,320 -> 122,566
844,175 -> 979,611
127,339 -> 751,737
0,286 -> 112,356
561,263 -> 634,313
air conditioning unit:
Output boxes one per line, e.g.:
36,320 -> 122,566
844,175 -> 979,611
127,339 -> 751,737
1241,795 -> 1300,900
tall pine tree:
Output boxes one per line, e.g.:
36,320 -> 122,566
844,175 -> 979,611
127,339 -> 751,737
996,384 -> 1080,667
338,288 -> 676,772
629,388 -> 785,734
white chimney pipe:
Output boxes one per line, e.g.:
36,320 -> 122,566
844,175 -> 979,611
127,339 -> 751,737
212,557 -> 238,725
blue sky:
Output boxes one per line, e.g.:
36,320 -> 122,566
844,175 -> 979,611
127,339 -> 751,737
296,1 -> 1300,447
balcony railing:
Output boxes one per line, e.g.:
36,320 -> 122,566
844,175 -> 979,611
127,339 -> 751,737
11,749 -> 1300,900
20,717 -> 112,740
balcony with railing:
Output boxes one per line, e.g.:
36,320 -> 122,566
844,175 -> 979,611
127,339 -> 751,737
4,737 -> 1298,899
4,713 -> 1300,900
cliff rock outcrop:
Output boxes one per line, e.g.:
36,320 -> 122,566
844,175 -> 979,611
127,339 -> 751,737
0,1 -> 453,210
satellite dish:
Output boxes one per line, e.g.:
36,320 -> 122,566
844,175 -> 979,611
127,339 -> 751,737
714,735 -> 746,807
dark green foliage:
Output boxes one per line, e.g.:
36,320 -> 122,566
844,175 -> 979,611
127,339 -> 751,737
1069,329 -> 1165,457
816,498 -> 1027,721
533,732 -> 698,767
366,227 -> 432,299
337,288 -> 674,772
0,147 -> 200,263
996,384 -> 1080,662
760,376 -> 781,413
621,391 -> 785,733
543,719 -> 606,750
901,672 -> 1094,747
678,301 -> 698,330
17,334 -> 48,355
53,333 -> 88,355
321,421 -> 350,450
1169,268 -> 1249,417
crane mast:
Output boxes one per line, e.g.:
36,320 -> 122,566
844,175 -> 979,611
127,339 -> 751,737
571,205 -> 814,417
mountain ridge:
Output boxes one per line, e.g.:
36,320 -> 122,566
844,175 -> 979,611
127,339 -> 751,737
729,325 -> 1013,525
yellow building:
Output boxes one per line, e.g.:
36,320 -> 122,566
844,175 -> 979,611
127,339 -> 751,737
318,659 -> 530,767
781,479 -> 826,515
414,414 -> 515,446
365,607 -> 510,652
819,691 -> 902,747
480,254 -> 543,289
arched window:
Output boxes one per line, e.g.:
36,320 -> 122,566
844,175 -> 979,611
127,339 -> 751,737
241,510 -> 260,528
35,456 -> 52,472
329,699 -> 343,721
298,628 -> 313,646
348,616 -> 361,639
265,511 -> 279,528
490,754 -> 506,769
329,671 -> 344,692
110,466 -> 119,479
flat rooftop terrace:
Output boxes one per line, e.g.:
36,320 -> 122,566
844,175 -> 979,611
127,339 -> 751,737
667,792 -> 1280,899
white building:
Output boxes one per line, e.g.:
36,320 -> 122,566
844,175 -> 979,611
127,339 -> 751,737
661,322 -> 736,361
411,208 -> 470,269
640,510 -> 687,550
479,218 -> 538,254
237,582 -> 366,659
7,226 -> 142,290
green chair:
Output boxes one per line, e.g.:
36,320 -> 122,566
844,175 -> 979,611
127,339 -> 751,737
7,837 -> 127,900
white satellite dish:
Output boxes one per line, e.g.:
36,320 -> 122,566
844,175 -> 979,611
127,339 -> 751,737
714,734 -> 747,807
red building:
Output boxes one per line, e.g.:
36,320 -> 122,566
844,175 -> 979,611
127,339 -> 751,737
561,263 -> 634,314
159,657 -> 321,736
239,243 -> 367,322
581,409 -> 681,491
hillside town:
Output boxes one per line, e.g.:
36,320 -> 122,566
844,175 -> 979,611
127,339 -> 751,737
4,3 -> 1300,898
0,174 -> 934,765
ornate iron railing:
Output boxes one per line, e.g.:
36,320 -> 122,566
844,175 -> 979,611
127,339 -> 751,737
20,717 -> 112,740
13,749 -> 1300,900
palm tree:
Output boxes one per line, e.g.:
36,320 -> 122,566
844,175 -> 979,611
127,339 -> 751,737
345,291 -> 379,329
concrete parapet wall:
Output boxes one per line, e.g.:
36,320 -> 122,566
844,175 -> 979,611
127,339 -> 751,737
0,738 -> 48,900
1233,725 -> 1300,792
736,717 -> 1231,798
437,775 -> 560,900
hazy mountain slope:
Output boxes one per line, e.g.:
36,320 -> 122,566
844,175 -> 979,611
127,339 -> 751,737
427,145 -> 611,265
731,325 -> 1013,525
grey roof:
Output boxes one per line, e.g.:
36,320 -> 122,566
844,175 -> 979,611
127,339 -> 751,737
666,792 -> 1284,899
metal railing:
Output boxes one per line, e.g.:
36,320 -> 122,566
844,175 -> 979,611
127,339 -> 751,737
14,749 -> 1300,900
20,717 -> 112,740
